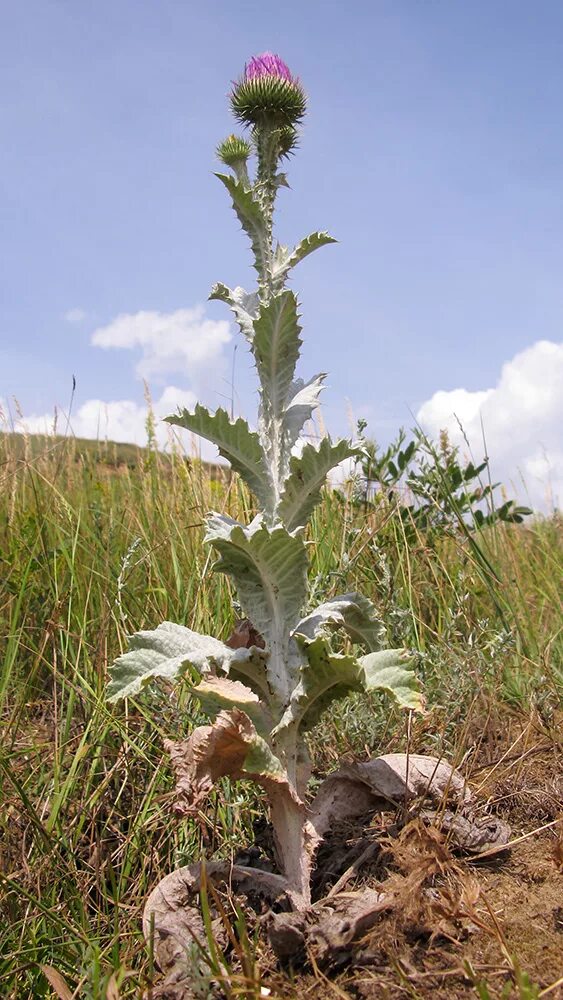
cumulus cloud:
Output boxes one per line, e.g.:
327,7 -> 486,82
417,340 -> 563,510
91,307 -> 231,384
64,308 -> 87,323
9,385 -> 222,462
4,305 -> 237,462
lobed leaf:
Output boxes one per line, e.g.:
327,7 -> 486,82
106,621 -> 268,703
274,635 -> 363,734
272,231 -> 337,290
275,638 -> 423,735
294,591 -> 385,651
278,437 -> 359,531
209,282 -> 259,342
215,172 -> 269,280
164,403 -> 272,510
359,649 -> 424,712
253,290 -> 302,429
206,514 -> 308,699
282,373 -> 327,452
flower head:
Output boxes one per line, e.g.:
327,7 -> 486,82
231,52 -> 306,127
245,53 -> 293,81
216,134 -> 252,168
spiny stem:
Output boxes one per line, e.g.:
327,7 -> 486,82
255,124 -> 281,300
252,121 -> 288,517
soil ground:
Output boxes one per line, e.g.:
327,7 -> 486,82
251,716 -> 563,1000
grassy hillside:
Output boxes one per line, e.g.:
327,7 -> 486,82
0,429 -> 228,477
0,431 -> 561,998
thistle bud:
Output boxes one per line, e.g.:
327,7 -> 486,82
216,134 -> 252,169
277,125 -> 299,160
231,52 -> 306,127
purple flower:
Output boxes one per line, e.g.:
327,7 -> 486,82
244,53 -> 293,82
231,53 -> 306,127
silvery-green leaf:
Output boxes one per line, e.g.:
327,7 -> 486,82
274,635 -> 363,734
241,732 -> 288,786
294,592 -> 385,651
106,622 -> 265,703
275,640 -> 422,735
283,374 -> 327,451
272,231 -> 337,289
190,675 -> 274,737
206,514 -> 308,700
215,172 -> 269,280
230,646 -> 273,700
164,404 -> 272,510
273,242 -> 290,272
359,649 -> 423,712
253,290 -> 304,495
254,290 -> 302,426
209,283 -> 259,342
278,437 -> 359,531
228,648 -> 273,702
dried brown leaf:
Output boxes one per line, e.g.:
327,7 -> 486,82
143,861 -> 291,993
226,618 -> 265,650
39,966 -> 73,1000
165,708 -> 302,817
266,888 -> 388,967
309,753 -> 510,854
309,753 -> 470,840
165,710 -> 318,906
421,806 -> 511,853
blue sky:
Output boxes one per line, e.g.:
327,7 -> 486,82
1,1 -> 562,505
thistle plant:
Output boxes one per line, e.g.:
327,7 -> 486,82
107,53 -> 422,910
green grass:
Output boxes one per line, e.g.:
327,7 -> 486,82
0,429 -> 561,998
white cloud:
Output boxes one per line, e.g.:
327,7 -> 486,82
64,308 -> 87,324
9,385 -> 222,463
417,340 -> 563,510
91,307 -> 231,384
6,304 -> 236,462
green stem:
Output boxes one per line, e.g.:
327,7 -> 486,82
270,725 -> 313,906
232,160 -> 250,189
253,120 -> 288,517
254,122 -> 281,300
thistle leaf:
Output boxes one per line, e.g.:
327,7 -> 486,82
273,243 -> 290,270
254,290 -> 302,426
283,374 -> 327,451
253,289 -> 305,490
294,592 -> 385,651
275,639 -> 423,735
206,515 -> 308,642
165,709 -> 302,818
272,231 -> 337,289
278,437 -> 359,531
106,621 -> 267,702
215,172 -> 269,279
190,675 -> 274,736
209,282 -> 259,342
206,514 -> 308,699
164,404 -> 272,509
274,635 -> 363,734
359,649 -> 423,712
